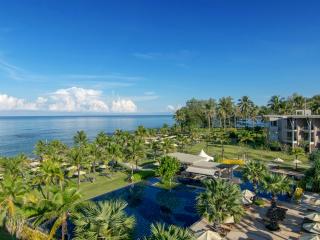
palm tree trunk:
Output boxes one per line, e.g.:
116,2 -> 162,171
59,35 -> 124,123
77,164 -> 80,188
92,160 -> 96,182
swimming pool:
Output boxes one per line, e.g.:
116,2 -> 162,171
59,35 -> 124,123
92,182 -> 202,238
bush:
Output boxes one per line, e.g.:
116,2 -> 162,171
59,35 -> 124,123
132,170 -> 155,182
254,198 -> 266,206
268,141 -> 282,151
310,150 -> 320,162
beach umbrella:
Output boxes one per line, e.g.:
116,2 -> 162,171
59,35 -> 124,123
67,166 -> 77,171
197,230 -> 222,240
31,167 -> 40,172
99,164 -> 107,169
273,158 -> 284,163
73,171 -> 86,176
303,222 -> 320,234
242,189 -> 255,205
29,161 -> 40,167
306,213 -> 320,222
300,233 -> 320,240
223,215 -> 234,224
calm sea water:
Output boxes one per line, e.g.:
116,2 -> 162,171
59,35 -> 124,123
0,115 -> 174,156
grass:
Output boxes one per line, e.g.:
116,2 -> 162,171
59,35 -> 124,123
78,171 -> 129,200
155,181 -> 180,190
186,142 -> 310,171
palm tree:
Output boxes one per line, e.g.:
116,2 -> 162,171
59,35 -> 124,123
242,160 -> 267,200
34,159 -> 64,199
68,147 -> 87,188
212,131 -> 229,160
204,98 -> 216,129
291,147 -> 304,170
262,173 -> 291,207
0,154 -> 28,178
34,140 -> 48,161
161,138 -> 176,154
0,175 -> 27,236
151,141 -> 162,160
146,223 -> 194,240
268,95 -> 282,114
196,179 -> 244,232
126,138 -> 145,178
135,125 -> 148,138
31,186 -> 82,240
218,97 -> 233,128
73,130 -> 88,147
238,96 -> 254,127
72,200 -> 135,240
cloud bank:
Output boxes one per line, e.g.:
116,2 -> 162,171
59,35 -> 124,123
0,87 -> 137,113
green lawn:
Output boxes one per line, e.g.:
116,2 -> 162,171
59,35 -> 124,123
78,171 -> 130,200
186,142 -> 310,171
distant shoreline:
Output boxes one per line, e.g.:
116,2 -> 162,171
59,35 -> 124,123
0,114 -> 173,118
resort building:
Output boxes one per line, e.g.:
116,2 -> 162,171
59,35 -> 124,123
265,110 -> 320,152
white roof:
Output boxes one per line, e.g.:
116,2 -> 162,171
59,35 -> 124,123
186,166 -> 215,176
303,222 -> 320,234
193,161 -> 221,169
300,233 -> 320,240
199,149 -> 214,161
306,213 -> 320,222
168,152 -> 206,165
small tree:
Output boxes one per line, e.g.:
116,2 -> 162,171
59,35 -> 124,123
146,223 -> 194,240
196,179 -> 244,232
242,160 -> 267,201
291,147 -> 304,170
155,156 -> 180,188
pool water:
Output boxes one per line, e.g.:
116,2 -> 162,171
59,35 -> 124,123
92,182 -> 202,238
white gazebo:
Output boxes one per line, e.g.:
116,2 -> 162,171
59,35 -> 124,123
198,149 -> 214,161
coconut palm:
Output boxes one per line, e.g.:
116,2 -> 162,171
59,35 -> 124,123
161,138 -> 175,154
126,138 -> 145,178
204,98 -> 216,128
151,141 -> 162,160
0,176 -> 27,236
72,200 -> 135,240
291,147 -> 304,169
0,155 -> 28,178
146,223 -> 194,240
34,159 -> 64,199
73,130 -> 88,147
268,95 -> 283,114
212,131 -> 229,160
242,160 -> 267,200
196,179 -> 244,232
31,186 -> 82,240
68,147 -> 87,188
135,125 -> 148,138
262,173 -> 291,207
218,97 -> 233,128
34,140 -> 48,161
237,96 -> 254,126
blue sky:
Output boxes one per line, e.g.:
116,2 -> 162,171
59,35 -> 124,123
0,0 -> 319,114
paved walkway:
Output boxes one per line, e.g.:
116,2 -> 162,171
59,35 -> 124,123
191,200 -> 304,240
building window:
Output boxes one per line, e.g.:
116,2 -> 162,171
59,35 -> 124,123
271,121 -> 277,127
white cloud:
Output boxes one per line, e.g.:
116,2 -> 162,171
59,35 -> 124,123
0,87 -> 138,113
0,94 -> 38,110
111,99 -> 137,113
48,87 -> 109,112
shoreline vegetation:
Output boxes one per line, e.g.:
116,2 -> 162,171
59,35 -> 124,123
0,94 -> 319,239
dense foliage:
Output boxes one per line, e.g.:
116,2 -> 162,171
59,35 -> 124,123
175,94 -> 320,129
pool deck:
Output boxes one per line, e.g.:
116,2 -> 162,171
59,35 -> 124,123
191,200 -> 305,240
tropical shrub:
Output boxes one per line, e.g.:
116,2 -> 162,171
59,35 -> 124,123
155,156 -> 180,188
196,179 -> 244,231
145,223 -> 195,240
310,149 -> 320,162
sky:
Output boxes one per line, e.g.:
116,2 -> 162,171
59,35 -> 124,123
0,0 -> 319,115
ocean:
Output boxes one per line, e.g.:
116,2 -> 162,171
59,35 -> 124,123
0,115 -> 174,156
